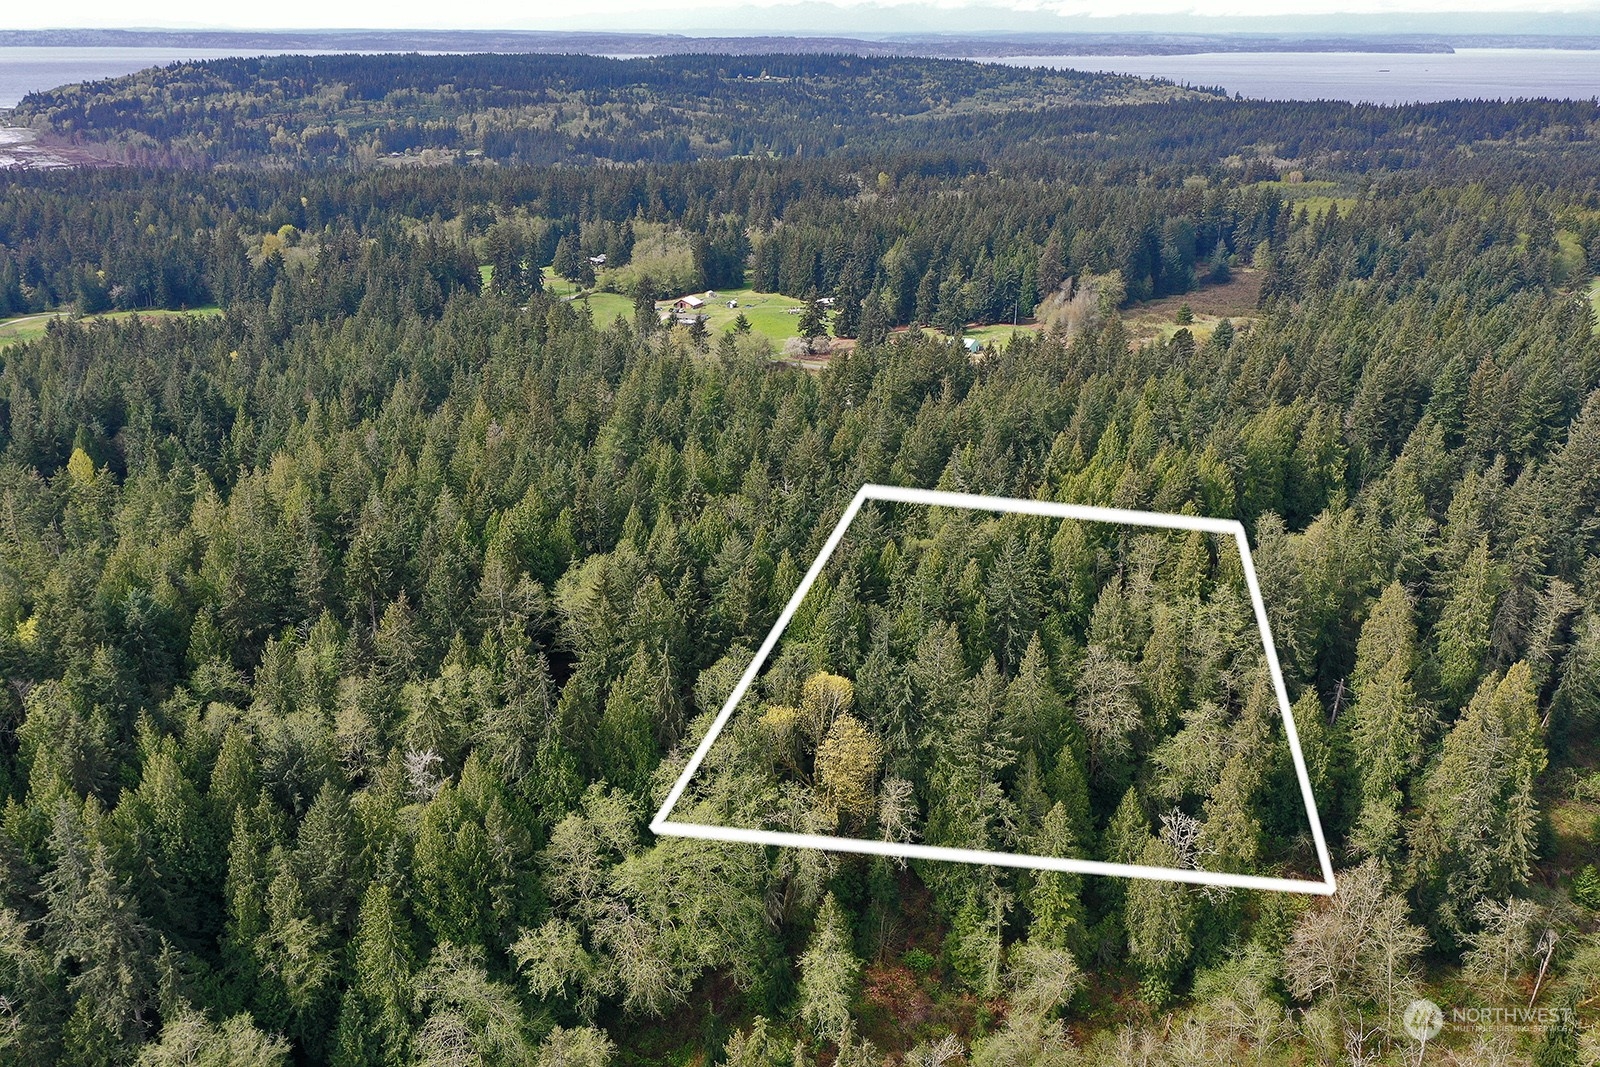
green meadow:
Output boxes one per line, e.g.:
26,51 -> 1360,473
0,307 -> 221,349
541,266 -> 810,344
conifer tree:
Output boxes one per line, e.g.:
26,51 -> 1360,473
1001,634 -> 1056,751
1412,663 -> 1546,922
553,234 -> 584,283
987,533 -> 1041,673
47,835 -> 156,1056
1125,836 -> 1195,1001
927,659 -> 1017,854
596,646 -> 673,792
331,882 -> 415,1067
799,295 -> 829,342
1025,803 -> 1086,952
255,851 -> 337,1052
209,727 -> 262,827
293,778 -> 357,930
0,907 -> 61,1061
220,805 -> 270,1013
1344,582 -> 1433,861
799,893 -> 861,1045
858,294 -> 890,347
111,743 -> 221,949
1432,537 -> 1503,707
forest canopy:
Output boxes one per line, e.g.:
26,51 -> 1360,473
668,503 -> 1327,892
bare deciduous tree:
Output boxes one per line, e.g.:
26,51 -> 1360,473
1284,861 -> 1428,1049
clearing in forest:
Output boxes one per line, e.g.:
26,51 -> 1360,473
1121,267 -> 1262,347
655,485 -> 1336,894
541,266 -> 812,343
0,306 -> 221,349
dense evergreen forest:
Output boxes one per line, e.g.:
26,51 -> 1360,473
2,51 -> 1600,1067
672,510 -> 1322,883
11,52 -> 1600,174
9,53 -> 1206,167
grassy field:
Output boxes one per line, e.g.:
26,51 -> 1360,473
539,261 -> 1265,357
543,268 -> 812,344
1589,276 -> 1600,332
573,291 -> 637,325
1253,178 -> 1359,221
1121,267 -> 1261,347
962,322 -> 1036,345
0,307 -> 221,348
540,266 -> 578,297
677,288 -> 808,340
1554,231 -> 1589,287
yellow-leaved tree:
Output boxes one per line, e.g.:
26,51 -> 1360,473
814,714 -> 883,826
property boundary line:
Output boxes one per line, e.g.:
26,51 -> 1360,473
651,484 -> 1338,897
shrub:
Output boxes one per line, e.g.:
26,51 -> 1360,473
1574,865 -> 1600,910
903,947 -> 936,977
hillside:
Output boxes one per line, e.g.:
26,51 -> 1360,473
6,53 -> 1210,167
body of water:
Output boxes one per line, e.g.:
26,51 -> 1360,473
995,48 -> 1600,105
0,47 -> 342,108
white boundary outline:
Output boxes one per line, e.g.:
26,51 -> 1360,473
651,484 -> 1338,896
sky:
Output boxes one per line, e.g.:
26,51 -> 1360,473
6,0 -> 1600,33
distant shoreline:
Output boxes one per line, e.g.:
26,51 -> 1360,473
4,28 -> 1600,57
5,44 -> 1596,118
988,49 -> 1600,105
0,125 -> 116,169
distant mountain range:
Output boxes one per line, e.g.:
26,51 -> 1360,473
4,19 -> 1600,56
